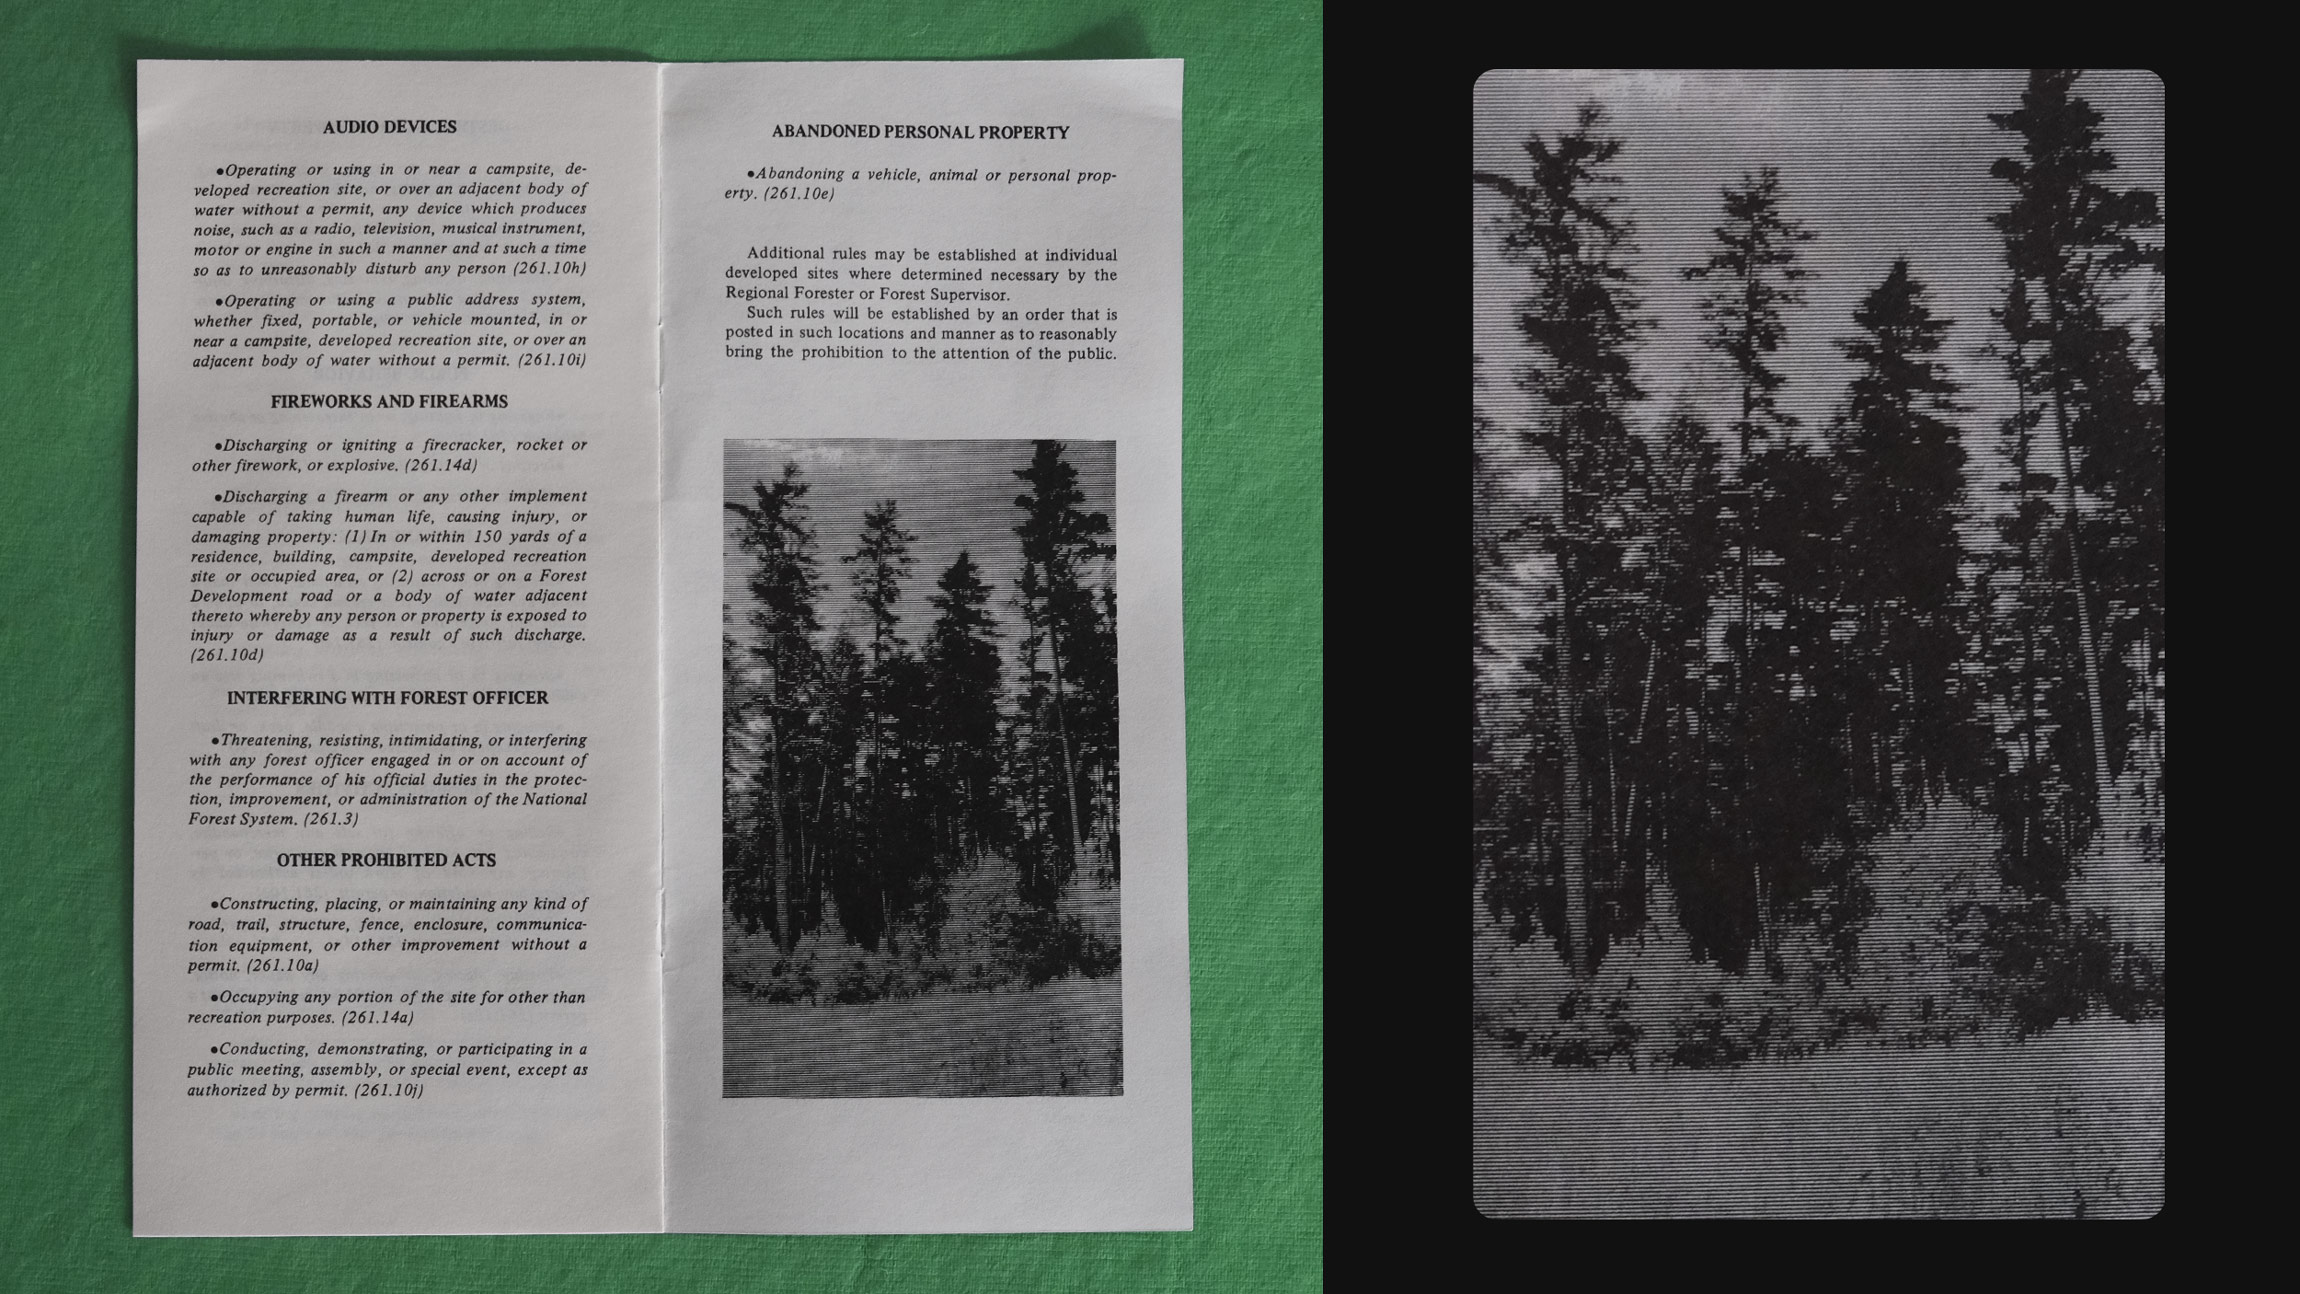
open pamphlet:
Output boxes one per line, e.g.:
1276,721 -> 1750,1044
134,58 -> 1187,1235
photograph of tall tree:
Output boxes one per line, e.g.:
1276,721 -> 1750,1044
722,439 -> 1120,1097
1473,70 -> 2163,1216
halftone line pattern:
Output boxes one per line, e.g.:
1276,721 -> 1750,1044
722,438 -> 1121,1098
1473,70 -> 2163,1218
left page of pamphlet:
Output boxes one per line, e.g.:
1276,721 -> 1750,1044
133,61 -> 664,1236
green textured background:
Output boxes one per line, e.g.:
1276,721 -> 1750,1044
0,2 -> 1322,1288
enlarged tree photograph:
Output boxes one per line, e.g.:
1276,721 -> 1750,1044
1474,71 -> 2163,1216
722,439 -> 1120,1097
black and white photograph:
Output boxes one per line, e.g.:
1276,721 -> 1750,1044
1473,70 -> 2164,1216
722,438 -> 1122,1098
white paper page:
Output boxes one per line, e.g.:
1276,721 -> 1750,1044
658,61 -> 1191,1232
133,61 -> 663,1235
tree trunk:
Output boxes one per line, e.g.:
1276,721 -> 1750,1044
2134,634 -> 2152,776
1102,759 -> 1120,882
1844,715 -> 1861,804
764,656 -> 792,954
1623,633 -> 1658,875
811,766 -> 828,885
1899,661 -> 1927,804
1047,623 -> 1087,876
1602,652 -> 1622,852
1740,495 -> 1769,971
1735,368 -> 1770,974
1873,708 -> 1889,810
1556,580 -> 1591,977
794,785 -> 808,927
2044,283 -> 2115,805
2019,522 -> 2041,776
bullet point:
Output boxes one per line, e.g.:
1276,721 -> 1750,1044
214,495 -> 222,502
213,738 -> 220,745
211,995 -> 218,1001
215,168 -> 223,175
211,1046 -> 219,1053
211,901 -> 219,908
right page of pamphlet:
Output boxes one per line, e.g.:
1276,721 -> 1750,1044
657,60 -> 1191,1233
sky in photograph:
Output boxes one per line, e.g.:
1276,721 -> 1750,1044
1474,69 -> 2165,512
722,438 -> 1116,675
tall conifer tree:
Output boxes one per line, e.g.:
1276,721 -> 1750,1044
1475,103 -> 1651,975
1683,166 -> 1815,969
844,499 -> 918,951
1013,441 -> 1113,883
1987,69 -> 2163,807
1832,260 -> 1977,811
925,551 -> 1005,863
725,466 -> 825,951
